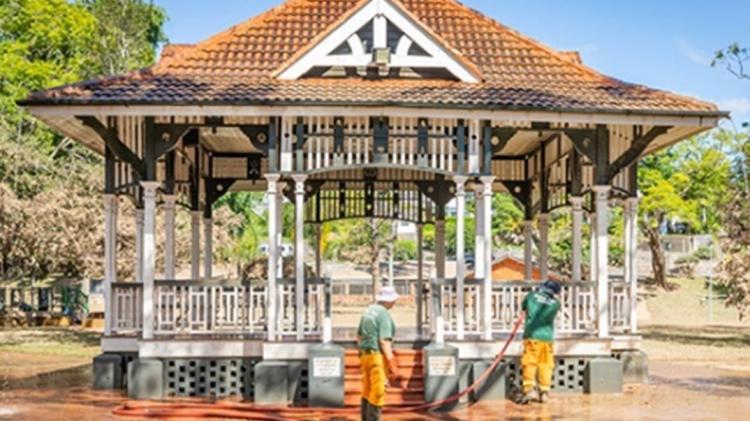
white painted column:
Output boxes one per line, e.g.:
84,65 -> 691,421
266,175 -> 280,341
190,211 -> 201,280
523,220 -> 534,281
593,186 -> 611,338
135,208 -> 144,282
570,197 -> 584,282
315,223 -> 322,279
163,195 -> 177,280
140,181 -> 160,340
539,213 -> 550,280
590,211 -> 598,282
474,189 -> 485,280
203,217 -> 213,280
480,176 -> 495,340
454,176 -> 468,340
625,197 -> 640,334
103,194 -> 118,336
416,224 -> 424,337
434,216 -> 446,343
293,174 -> 307,341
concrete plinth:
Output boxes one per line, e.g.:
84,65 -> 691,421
254,361 -> 289,405
470,360 -> 507,402
308,343 -> 345,407
423,343 -> 459,409
93,353 -> 123,390
128,359 -> 165,399
617,350 -> 649,384
584,358 -> 623,394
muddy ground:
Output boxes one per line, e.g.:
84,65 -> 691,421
1,328 -> 749,421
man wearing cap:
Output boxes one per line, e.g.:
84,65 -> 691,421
518,280 -> 561,405
357,286 -> 400,421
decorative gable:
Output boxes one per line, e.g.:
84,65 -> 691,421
276,0 -> 481,82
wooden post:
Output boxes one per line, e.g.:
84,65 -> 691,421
625,197 -> 639,333
135,208 -> 144,282
474,187 -> 485,281
480,176 -> 495,341
570,197 -> 584,282
416,223 -> 424,337
204,216 -> 213,280
266,174 -> 281,341
141,181 -> 161,340
103,194 -> 118,336
190,211 -> 201,280
163,195 -> 177,280
293,174 -> 307,340
539,213 -> 550,280
590,211 -> 597,282
523,220 -> 533,280
454,176 -> 468,340
593,186 -> 611,338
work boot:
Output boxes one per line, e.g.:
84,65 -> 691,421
539,391 -> 549,403
360,398 -> 367,420
517,390 -> 537,405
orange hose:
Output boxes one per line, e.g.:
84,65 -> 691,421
113,314 -> 525,420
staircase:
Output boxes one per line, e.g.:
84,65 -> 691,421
344,349 -> 426,407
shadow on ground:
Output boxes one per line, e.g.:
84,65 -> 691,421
640,324 -> 750,348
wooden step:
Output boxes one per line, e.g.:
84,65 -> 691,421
345,365 -> 424,378
344,391 -> 426,407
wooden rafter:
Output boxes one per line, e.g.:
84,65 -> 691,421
78,116 -> 146,178
607,126 -> 671,182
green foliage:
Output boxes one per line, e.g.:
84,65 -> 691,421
0,0 -> 168,280
393,239 -> 417,261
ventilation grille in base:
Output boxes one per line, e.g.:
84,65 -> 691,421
502,356 -> 587,392
165,358 -> 259,398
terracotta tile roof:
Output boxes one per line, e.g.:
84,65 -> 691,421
22,0 -> 723,116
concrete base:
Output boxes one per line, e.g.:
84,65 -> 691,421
93,353 -> 123,390
584,358 -> 623,394
470,360 -> 507,402
128,359 -> 165,399
308,343 -> 345,408
616,350 -> 649,384
254,361 -> 290,405
423,343 -> 460,409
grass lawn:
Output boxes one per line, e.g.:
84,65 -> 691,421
640,277 -> 750,368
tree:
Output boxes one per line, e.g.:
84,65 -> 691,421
79,0 -> 168,76
638,136 -> 731,288
713,42 -> 749,81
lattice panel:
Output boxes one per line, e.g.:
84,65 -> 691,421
503,356 -> 587,393
165,358 -> 258,398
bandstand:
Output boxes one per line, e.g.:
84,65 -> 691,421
20,0 -> 725,405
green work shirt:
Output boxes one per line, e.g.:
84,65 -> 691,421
357,304 -> 396,352
522,290 -> 561,343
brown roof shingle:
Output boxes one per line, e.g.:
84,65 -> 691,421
22,0 -> 723,116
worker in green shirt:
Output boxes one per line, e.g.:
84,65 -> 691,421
518,280 -> 561,405
357,286 -> 400,421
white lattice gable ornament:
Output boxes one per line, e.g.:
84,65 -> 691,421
275,0 -> 480,83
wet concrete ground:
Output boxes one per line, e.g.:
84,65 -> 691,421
1,360 -> 749,421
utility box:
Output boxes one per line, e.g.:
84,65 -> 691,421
423,344 -> 460,409
93,353 -> 123,390
584,358 -> 623,394
307,343 -> 345,407
254,362 -> 289,405
470,360 -> 507,402
127,359 -> 164,399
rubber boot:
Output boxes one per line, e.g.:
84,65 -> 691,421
360,398 -> 367,421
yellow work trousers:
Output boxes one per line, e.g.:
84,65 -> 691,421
360,353 -> 387,408
521,339 -> 555,394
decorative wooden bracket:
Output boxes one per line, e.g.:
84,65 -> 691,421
607,126 -> 671,182
153,123 -> 192,158
499,179 -> 532,219
416,175 -> 455,219
79,116 -> 146,178
283,179 -> 325,203
240,125 -> 271,155
564,128 -> 596,163
490,127 -> 519,155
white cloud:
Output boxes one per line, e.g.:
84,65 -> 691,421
677,40 -> 711,66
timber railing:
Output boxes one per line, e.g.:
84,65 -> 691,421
276,277 -> 331,338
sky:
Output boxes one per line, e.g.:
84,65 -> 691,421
154,0 -> 750,124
